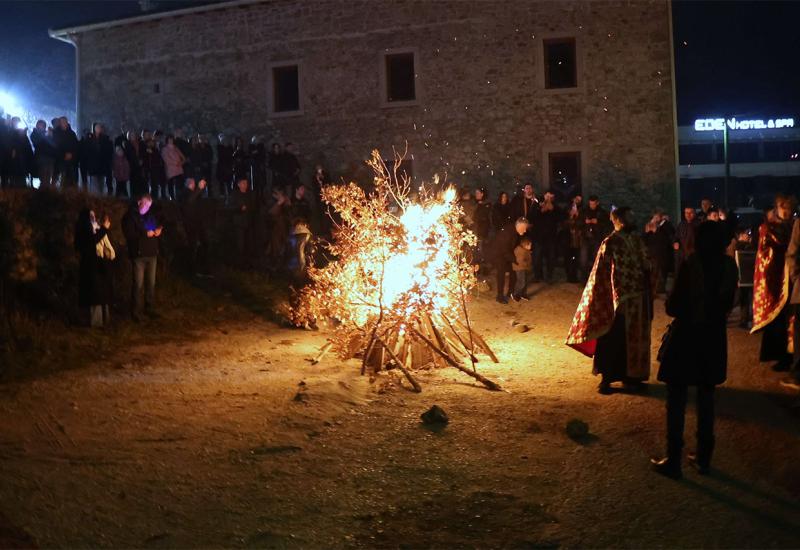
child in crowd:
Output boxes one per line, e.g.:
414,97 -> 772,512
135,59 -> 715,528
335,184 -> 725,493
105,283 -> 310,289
112,146 -> 130,197
512,237 -> 533,301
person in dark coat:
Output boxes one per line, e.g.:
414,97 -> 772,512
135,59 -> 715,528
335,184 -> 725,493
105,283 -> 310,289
180,177 -> 210,275
142,137 -> 165,199
216,135 -> 234,197
283,142 -> 302,193
248,136 -> 268,199
84,123 -> 114,195
122,194 -> 163,321
533,191 -> 561,283
228,177 -> 256,267
55,117 -> 79,187
6,120 -> 33,188
673,206 -> 699,273
291,184 -> 313,224
268,142 -> 285,191
122,131 -> 144,198
644,209 -> 676,294
30,120 -> 57,188
578,195 -> 612,282
492,192 -> 513,232
491,217 -> 529,304
232,137 -> 250,185
174,128 -> 192,177
75,208 -> 114,327
652,222 -> 738,479
510,183 -> 538,229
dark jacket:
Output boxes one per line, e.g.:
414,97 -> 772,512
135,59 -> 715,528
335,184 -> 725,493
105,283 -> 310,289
535,202 -> 562,242
510,194 -> 538,226
674,218 -> 699,261
142,141 -> 165,186
7,130 -> 33,177
658,250 -> 737,386
228,189 -> 255,227
490,222 -> 522,266
579,205 -> 612,243
30,127 -> 57,162
122,206 -> 161,259
74,211 -> 112,307
492,201 -> 513,231
473,200 -> 492,239
83,133 -> 114,176
645,220 -> 676,272
55,126 -> 79,164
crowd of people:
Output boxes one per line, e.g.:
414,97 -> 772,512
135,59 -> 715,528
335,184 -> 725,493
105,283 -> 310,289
548,193 -> 798,480
0,115 -> 313,201
5,113 -> 798,482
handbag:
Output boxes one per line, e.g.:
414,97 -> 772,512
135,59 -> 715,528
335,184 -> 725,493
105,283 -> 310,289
96,234 -> 116,261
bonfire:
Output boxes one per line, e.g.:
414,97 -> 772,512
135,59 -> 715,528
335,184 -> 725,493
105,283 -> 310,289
293,150 -> 501,392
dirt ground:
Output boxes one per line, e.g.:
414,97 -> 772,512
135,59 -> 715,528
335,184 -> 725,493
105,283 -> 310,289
0,282 -> 798,549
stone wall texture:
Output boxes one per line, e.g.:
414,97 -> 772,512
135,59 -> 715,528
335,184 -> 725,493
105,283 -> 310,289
70,0 -> 678,214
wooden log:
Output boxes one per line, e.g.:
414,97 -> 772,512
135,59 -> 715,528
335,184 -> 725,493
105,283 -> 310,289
361,335 -> 376,375
376,337 -> 422,393
311,342 -> 333,365
411,329 -> 502,391
440,314 -> 475,355
455,319 -> 500,363
439,314 -> 479,371
417,319 -> 444,369
426,315 -> 457,362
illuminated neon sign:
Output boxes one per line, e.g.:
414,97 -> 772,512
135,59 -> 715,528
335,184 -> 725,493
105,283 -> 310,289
694,117 -> 795,131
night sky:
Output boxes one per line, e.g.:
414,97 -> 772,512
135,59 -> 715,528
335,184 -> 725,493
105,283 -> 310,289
1,0 -> 799,125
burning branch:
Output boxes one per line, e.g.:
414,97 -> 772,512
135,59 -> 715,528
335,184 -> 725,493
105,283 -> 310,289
295,149 -> 500,392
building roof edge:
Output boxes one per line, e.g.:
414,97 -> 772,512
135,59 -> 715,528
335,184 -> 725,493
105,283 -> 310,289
48,0 -> 266,38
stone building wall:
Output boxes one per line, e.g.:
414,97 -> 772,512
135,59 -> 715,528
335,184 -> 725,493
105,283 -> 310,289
69,0 -> 677,214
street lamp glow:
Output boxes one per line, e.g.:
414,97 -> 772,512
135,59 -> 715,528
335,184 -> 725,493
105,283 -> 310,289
0,91 -> 22,116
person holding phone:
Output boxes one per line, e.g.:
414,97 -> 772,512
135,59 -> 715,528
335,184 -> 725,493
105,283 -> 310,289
122,194 -> 163,321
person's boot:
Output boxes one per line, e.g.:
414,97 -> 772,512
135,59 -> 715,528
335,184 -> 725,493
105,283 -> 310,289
687,453 -> 711,475
598,380 -> 612,395
650,457 -> 683,480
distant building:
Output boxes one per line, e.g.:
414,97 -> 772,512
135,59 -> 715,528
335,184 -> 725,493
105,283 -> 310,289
51,0 -> 678,213
679,115 -> 800,208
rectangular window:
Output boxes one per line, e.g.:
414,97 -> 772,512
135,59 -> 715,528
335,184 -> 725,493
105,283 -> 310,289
272,65 -> 300,113
679,144 -> 716,165
548,151 -> 581,202
543,38 -> 577,89
385,52 -> 416,102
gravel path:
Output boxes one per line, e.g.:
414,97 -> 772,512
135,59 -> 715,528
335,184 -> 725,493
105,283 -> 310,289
0,283 -> 798,548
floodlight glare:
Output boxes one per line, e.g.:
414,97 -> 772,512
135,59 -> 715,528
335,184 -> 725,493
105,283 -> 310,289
0,91 -> 22,115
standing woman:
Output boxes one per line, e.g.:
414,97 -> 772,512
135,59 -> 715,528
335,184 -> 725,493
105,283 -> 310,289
74,209 -> 113,327
652,222 -> 738,479
161,134 -> 186,200
492,192 -> 513,232
566,207 -> 652,394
